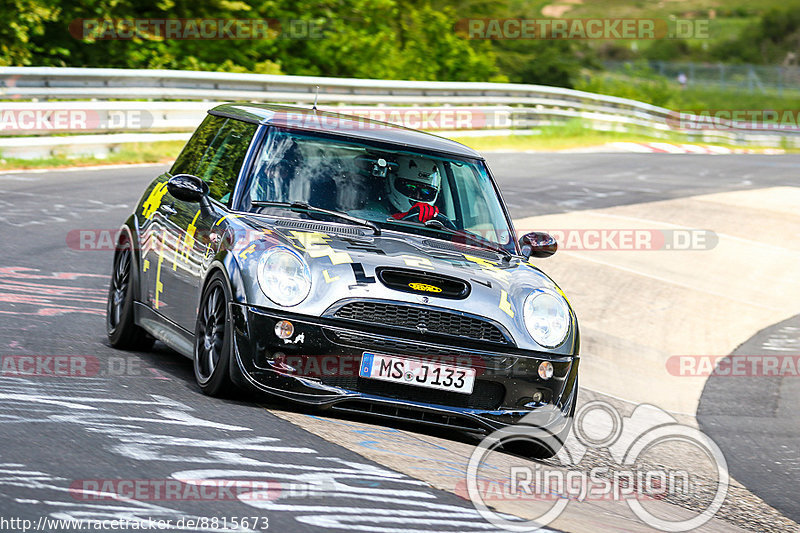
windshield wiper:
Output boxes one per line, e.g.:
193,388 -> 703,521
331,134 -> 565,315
386,218 -> 512,260
251,201 -> 381,235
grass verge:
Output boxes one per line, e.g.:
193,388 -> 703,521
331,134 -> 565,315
446,121 -> 796,152
0,141 -> 185,171
0,126 -> 793,172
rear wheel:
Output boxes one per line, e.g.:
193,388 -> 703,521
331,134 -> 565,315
194,272 -> 239,397
106,238 -> 155,351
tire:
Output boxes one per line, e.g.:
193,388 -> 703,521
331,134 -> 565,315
193,271 -> 240,397
106,238 -> 155,351
503,432 -> 566,460
504,379 -> 578,460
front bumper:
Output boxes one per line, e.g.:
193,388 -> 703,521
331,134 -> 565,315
230,302 -> 579,433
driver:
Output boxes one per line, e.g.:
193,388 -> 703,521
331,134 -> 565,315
387,156 -> 441,223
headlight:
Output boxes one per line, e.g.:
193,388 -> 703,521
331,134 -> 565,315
523,288 -> 570,348
257,247 -> 312,307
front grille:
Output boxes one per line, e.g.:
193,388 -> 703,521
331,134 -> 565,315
324,329 -> 473,358
331,301 -> 509,345
321,376 -> 505,410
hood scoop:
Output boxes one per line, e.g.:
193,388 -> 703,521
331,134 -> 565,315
274,218 -> 363,236
376,267 -> 470,299
419,238 -> 500,260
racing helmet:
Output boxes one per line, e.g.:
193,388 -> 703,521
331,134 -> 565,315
387,156 -> 441,212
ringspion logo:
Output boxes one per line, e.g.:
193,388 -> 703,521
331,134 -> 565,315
465,401 -> 728,531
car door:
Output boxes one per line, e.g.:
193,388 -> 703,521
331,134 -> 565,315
138,173 -> 175,315
159,115 -> 258,331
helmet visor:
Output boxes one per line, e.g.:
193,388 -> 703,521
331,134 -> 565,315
394,178 -> 438,202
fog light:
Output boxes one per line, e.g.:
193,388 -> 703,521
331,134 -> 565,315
266,352 -> 296,373
538,361 -> 554,380
275,320 -> 294,339
532,391 -> 544,402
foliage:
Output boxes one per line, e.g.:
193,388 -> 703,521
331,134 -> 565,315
576,63 -> 678,108
576,64 -> 800,111
0,0 -> 61,66
3,0 -> 798,105
709,7 -> 800,64
0,0 -> 589,85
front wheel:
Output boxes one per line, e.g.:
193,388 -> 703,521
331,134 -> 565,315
106,239 -> 155,351
193,272 -> 240,397
504,379 -> 578,460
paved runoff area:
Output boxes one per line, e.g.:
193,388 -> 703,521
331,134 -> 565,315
0,153 -> 797,532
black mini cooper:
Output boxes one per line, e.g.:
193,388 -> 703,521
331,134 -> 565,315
106,103 -> 579,449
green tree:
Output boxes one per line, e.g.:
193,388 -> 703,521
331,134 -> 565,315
0,0 -> 60,66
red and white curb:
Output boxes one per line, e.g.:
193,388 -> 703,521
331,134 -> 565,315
601,142 -> 785,155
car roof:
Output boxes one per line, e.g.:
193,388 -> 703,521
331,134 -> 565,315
209,103 -> 483,160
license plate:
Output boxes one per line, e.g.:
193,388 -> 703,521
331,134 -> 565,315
358,352 -> 476,394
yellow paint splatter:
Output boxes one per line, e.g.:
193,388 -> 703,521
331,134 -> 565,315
323,270 -> 339,283
499,289 -> 514,318
289,231 -> 352,265
555,286 -> 571,306
464,254 -> 510,284
142,259 -> 150,272
239,243 -> 257,260
155,231 -> 167,309
141,182 -> 169,220
181,209 -> 202,261
401,255 -> 433,269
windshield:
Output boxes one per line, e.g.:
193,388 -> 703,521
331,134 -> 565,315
240,127 -> 513,250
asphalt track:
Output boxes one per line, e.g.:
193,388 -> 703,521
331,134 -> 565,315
698,313 -> 800,522
0,153 -> 798,532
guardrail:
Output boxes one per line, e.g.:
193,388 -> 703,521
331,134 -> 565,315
1,67 -> 799,159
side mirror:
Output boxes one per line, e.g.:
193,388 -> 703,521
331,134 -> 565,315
167,174 -> 209,203
519,231 -> 557,259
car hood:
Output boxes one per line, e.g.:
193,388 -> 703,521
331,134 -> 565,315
229,216 -> 577,354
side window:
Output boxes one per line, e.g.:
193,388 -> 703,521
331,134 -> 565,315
171,115 -> 224,176
171,115 -> 257,205
450,162 -> 505,244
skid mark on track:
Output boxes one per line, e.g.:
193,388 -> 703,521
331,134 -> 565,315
0,266 -> 106,317
0,376 -> 520,532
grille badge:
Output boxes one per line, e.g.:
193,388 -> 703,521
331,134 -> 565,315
417,310 -> 429,334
